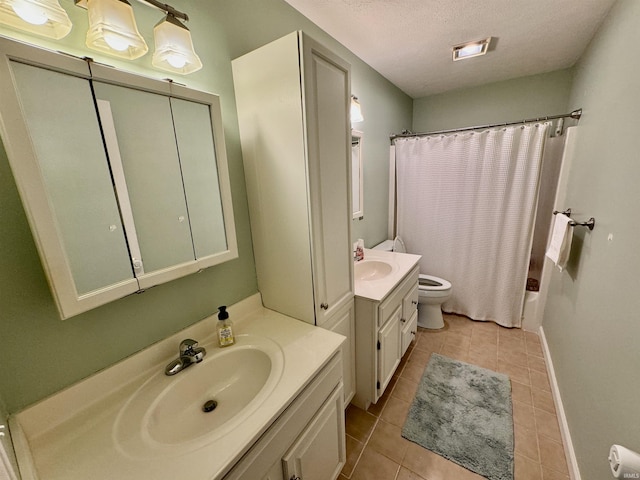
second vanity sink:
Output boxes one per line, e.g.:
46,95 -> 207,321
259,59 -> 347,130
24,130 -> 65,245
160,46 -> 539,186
114,334 -> 284,457
354,259 -> 393,281
354,249 -> 422,302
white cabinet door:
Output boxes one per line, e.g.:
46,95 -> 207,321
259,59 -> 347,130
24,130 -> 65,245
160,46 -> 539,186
325,302 -> 355,406
261,460 -> 283,480
282,387 -> 345,480
302,35 -> 353,327
93,82 -> 196,276
170,97 -> 231,262
377,306 -> 402,398
5,56 -> 140,317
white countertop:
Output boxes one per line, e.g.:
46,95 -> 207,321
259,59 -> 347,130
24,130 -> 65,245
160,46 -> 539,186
11,294 -> 344,480
354,248 -> 421,302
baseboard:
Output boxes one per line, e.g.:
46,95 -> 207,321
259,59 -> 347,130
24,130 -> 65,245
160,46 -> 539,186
538,326 -> 582,480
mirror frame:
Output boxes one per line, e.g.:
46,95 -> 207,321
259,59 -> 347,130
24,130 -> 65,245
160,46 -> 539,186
351,129 -> 364,219
0,37 -> 237,319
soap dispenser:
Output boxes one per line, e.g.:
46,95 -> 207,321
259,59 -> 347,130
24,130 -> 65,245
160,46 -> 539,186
217,305 -> 235,347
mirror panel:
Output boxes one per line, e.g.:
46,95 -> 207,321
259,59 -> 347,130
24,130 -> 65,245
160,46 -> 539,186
170,97 -> 228,259
11,61 -> 135,294
351,130 -> 364,219
93,82 -> 196,274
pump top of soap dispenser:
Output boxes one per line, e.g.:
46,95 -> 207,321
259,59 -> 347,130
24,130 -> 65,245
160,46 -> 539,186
218,306 -> 228,320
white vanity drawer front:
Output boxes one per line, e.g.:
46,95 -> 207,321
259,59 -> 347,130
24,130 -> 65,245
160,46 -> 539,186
401,310 -> 418,356
402,279 -> 419,323
378,266 -> 419,327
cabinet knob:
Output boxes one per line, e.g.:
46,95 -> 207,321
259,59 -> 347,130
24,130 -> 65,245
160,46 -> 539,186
412,300 -> 418,305
290,476 -> 301,480
320,303 -> 329,310
412,331 -> 417,336
400,318 -> 406,323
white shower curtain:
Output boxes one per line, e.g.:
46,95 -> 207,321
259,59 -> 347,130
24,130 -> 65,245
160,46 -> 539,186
395,123 -> 550,328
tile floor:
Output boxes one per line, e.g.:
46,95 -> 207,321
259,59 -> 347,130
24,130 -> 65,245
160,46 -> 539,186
341,313 -> 570,480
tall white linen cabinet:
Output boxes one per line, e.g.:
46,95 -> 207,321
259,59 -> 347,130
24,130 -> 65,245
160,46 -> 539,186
232,32 -> 355,405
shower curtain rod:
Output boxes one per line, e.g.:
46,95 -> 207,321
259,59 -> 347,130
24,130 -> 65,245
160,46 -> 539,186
390,108 -> 582,142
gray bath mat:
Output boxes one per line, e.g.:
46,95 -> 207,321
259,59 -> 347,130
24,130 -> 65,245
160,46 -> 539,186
402,353 -> 514,480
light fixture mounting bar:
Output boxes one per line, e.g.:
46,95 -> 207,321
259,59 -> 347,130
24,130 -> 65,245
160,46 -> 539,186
75,0 -> 188,22
136,0 -> 187,21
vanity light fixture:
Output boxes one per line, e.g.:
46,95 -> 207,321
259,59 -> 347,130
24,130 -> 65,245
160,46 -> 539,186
0,0 -> 72,39
350,95 -> 364,124
75,0 -> 201,74
82,0 -> 148,59
452,37 -> 492,61
152,13 -> 202,74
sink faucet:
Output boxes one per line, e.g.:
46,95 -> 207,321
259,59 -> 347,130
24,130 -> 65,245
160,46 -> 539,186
164,339 -> 206,376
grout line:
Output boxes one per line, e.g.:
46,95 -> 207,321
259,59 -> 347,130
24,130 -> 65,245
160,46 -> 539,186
343,432 -> 367,479
349,405 -> 383,479
530,383 -> 545,475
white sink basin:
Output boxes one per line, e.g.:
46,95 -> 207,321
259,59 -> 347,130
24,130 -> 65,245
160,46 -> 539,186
354,259 -> 393,281
114,334 -> 284,457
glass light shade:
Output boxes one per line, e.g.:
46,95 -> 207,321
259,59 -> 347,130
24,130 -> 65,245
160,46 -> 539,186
85,0 -> 148,60
152,15 -> 202,75
350,96 -> 364,124
0,0 -> 71,38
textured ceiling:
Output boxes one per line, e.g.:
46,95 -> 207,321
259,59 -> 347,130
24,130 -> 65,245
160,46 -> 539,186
283,0 -> 617,98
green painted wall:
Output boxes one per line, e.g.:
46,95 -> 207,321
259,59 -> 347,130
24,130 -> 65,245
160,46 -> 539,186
542,1 -> 640,478
0,0 -> 411,413
413,68 -> 573,133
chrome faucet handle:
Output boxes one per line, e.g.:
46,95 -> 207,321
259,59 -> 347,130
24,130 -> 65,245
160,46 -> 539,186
179,338 -> 199,355
165,339 -> 205,376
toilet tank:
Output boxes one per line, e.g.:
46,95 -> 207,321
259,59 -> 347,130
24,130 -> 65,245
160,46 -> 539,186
372,239 -> 394,251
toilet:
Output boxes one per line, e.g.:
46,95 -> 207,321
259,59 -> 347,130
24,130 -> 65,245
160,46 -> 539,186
373,237 -> 452,329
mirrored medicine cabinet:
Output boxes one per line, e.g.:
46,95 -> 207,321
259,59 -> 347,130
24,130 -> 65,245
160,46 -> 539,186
0,37 -> 237,319
351,130 -> 363,219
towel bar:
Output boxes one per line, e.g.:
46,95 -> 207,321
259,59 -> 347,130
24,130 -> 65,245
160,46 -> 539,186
552,209 -> 595,230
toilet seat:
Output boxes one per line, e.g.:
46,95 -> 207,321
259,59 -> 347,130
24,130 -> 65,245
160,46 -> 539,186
419,274 -> 451,292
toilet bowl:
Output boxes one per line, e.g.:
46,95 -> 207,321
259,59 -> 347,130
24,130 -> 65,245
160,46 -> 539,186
373,237 -> 452,329
417,274 -> 452,329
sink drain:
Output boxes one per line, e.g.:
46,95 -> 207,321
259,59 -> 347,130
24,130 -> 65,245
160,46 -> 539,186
202,399 -> 218,413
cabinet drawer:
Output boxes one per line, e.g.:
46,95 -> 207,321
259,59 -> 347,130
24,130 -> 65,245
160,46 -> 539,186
378,266 -> 419,327
401,310 -> 418,356
402,281 -> 419,322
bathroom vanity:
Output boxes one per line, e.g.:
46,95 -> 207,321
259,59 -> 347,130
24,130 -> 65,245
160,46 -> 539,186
10,296 -> 346,480
353,249 -> 421,410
